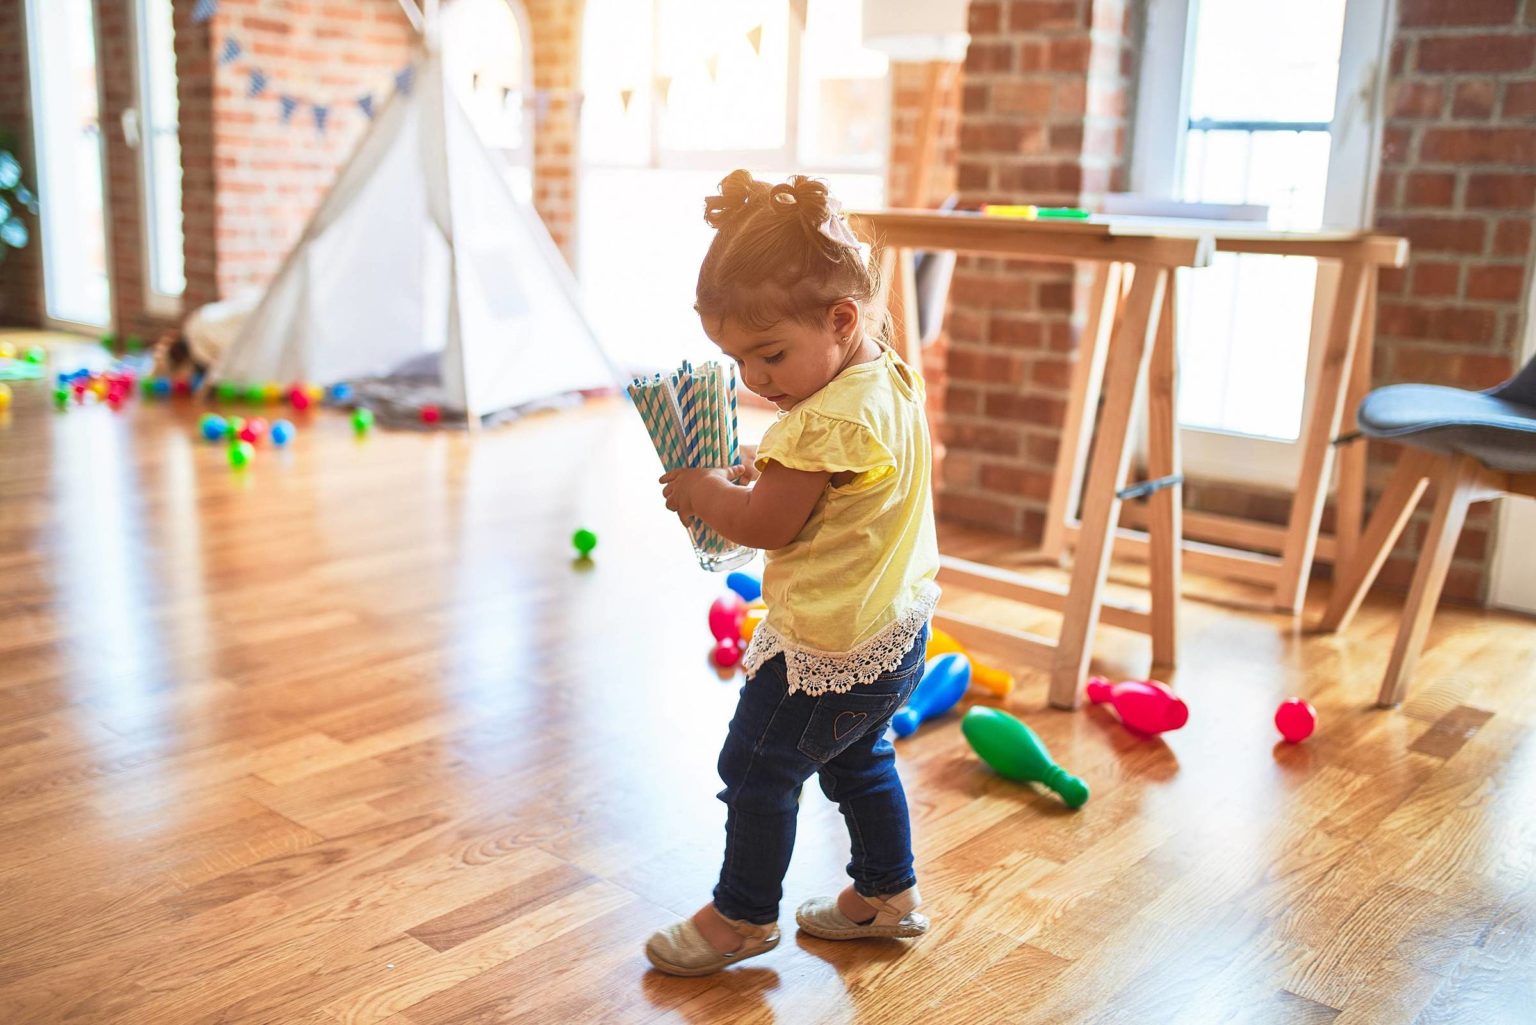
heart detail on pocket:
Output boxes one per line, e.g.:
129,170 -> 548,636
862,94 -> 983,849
832,711 -> 867,741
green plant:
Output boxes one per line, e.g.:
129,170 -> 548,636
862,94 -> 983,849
0,129 -> 39,263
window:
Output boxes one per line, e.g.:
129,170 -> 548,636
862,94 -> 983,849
1132,0 -> 1392,484
25,0 -> 111,328
135,0 -> 185,309
579,0 -> 889,371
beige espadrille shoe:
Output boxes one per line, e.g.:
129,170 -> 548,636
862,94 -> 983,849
644,910 -> 780,977
795,885 -> 929,940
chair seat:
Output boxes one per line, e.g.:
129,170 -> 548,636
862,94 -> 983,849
1358,383 -> 1536,473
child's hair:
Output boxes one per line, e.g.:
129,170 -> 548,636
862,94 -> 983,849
695,170 -> 884,339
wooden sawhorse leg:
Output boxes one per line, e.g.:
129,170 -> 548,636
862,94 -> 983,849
1050,265 -> 1171,707
1145,279 -> 1182,669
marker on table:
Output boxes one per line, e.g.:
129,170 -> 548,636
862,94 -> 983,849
979,204 -> 1092,220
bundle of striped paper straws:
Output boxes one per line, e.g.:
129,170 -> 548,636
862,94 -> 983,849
629,360 -> 754,570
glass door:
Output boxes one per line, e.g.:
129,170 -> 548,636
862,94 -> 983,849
25,0 -> 111,329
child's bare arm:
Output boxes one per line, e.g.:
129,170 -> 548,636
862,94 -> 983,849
660,461 -> 829,550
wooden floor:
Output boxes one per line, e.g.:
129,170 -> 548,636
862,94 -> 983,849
2,340 -> 1535,1024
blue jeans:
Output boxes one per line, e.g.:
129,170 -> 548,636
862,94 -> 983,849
712,625 -> 928,925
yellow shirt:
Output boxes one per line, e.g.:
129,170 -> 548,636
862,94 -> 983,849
741,348 -> 941,696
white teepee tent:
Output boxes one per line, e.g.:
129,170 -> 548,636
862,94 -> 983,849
211,20 -> 620,422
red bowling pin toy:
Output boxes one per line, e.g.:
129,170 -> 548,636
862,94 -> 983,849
1085,676 -> 1189,736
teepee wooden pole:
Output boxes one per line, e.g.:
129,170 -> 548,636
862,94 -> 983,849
396,0 -> 425,34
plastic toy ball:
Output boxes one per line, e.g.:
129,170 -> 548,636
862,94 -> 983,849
125,334 -> 146,353
200,414 -> 227,441
262,382 -> 281,403
304,384 -> 324,403
53,387 -> 69,409
1275,698 -> 1317,744
270,419 -> 295,446
572,528 -> 598,558
215,381 -> 240,403
726,571 -> 762,603
241,416 -> 269,443
330,383 -> 354,404
0,341 -> 15,358
23,345 -> 45,363
709,593 -> 747,643
225,415 -> 245,437
153,378 -> 172,398
228,441 -> 255,468
140,377 -> 157,397
287,386 -> 311,411
711,638 -> 743,669
351,407 -> 374,434
238,424 -> 260,445
0,383 -> 10,411
173,379 -> 192,397
420,404 -> 441,425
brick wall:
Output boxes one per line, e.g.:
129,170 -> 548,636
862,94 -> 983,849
4,0 -> 584,328
940,0 -> 1138,536
0,0 -> 42,326
886,59 -> 965,481
1361,0 -> 1536,602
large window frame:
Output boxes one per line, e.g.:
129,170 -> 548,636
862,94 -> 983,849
1129,0 -> 1394,487
130,0 -> 186,316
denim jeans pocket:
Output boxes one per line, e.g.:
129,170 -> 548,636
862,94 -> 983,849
796,689 -> 903,763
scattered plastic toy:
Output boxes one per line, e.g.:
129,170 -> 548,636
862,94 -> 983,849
962,706 -> 1089,808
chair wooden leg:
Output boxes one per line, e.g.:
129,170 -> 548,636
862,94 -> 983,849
1377,454 -> 1481,707
1318,448 -> 1439,633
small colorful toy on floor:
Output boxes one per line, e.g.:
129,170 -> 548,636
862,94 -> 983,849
270,419 -> 295,446
925,627 -> 1015,698
707,592 -> 747,668
890,654 -> 970,737
572,527 -> 598,559
1086,676 -> 1189,737
962,706 -> 1089,808
1275,698 -> 1317,743
351,407 -> 374,435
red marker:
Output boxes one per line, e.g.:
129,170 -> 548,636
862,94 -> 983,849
1086,677 -> 1189,736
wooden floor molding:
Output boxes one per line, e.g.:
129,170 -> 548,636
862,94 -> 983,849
1,350 -> 1534,1024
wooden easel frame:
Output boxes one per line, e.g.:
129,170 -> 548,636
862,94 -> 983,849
851,211 -> 1212,708
1041,228 -> 1408,615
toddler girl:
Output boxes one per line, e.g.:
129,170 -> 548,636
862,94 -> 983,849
645,171 -> 940,976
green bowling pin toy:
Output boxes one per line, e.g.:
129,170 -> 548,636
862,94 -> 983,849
961,707 -> 1089,808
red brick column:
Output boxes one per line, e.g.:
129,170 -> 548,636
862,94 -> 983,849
0,0 -> 43,326
886,59 -> 965,486
1368,0 -> 1536,601
526,0 -> 583,265
941,0 -> 1136,537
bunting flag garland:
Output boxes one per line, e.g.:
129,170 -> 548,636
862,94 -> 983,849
704,53 -> 719,82
247,68 -> 267,98
217,38 -> 242,65
279,95 -> 300,124
312,105 -> 329,134
619,87 -> 634,113
655,74 -> 672,106
746,24 -> 763,55
357,94 -> 375,120
192,0 -> 219,24
394,65 -> 416,97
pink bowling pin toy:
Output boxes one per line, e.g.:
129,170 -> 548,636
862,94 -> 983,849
1085,676 -> 1189,736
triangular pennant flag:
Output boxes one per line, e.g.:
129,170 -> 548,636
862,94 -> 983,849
247,68 -> 267,98
218,37 -> 242,65
619,88 -> 634,113
705,53 -> 719,82
192,0 -> 219,24
279,95 -> 300,124
394,65 -> 416,97
655,74 -> 672,106
746,24 -> 763,55
357,93 -> 374,119
313,105 -> 329,134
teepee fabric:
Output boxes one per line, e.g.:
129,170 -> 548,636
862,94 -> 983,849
212,44 -> 619,419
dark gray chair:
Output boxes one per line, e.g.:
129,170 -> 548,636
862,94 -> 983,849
1319,353 -> 1536,705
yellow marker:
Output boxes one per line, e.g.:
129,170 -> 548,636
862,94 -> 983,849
980,204 -> 1039,219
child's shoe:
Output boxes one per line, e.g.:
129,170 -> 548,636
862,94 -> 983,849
645,909 -> 780,976
795,885 -> 929,940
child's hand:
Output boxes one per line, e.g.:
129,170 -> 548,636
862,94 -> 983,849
660,466 -> 747,522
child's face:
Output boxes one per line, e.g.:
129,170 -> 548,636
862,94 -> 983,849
705,303 -> 860,410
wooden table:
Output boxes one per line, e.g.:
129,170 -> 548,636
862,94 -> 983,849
850,210 -> 1213,708
1034,221 -> 1408,616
